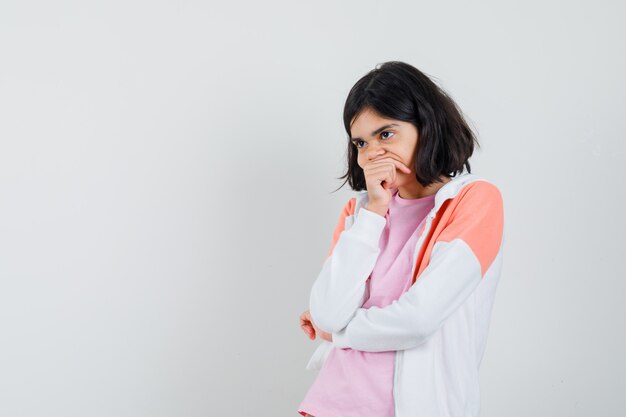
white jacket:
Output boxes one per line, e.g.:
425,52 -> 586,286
305,172 -> 505,417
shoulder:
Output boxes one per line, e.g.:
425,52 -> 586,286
452,179 -> 504,213
341,195 -> 358,216
437,178 -> 505,274
339,190 -> 368,217
438,177 -> 504,239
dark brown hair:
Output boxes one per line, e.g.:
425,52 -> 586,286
334,61 -> 480,192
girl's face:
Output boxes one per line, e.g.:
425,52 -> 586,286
350,107 -> 419,186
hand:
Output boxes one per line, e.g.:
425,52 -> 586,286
300,309 -> 333,342
363,157 -> 412,215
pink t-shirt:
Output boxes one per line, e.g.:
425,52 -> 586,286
298,188 -> 436,417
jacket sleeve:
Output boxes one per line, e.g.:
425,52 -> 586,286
309,202 -> 387,334
330,182 -> 504,352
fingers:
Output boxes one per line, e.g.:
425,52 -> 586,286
364,157 -> 412,190
300,311 -> 316,340
366,162 -> 399,189
301,323 -> 316,339
366,157 -> 411,174
299,310 -> 310,326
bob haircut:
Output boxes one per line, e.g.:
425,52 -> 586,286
335,61 -> 480,192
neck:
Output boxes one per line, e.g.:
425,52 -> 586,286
397,176 -> 451,199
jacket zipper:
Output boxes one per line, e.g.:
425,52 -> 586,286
393,210 -> 437,417
363,176 -> 475,416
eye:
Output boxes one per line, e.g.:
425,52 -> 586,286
353,131 -> 395,149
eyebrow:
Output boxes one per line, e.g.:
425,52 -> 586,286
350,123 -> 400,142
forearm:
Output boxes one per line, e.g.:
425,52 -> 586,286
331,239 -> 483,352
309,208 -> 386,333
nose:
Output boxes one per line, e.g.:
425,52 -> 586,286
367,144 -> 386,161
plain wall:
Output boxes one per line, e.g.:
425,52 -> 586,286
1,0 -> 624,416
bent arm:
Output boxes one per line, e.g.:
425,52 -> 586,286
331,182 -> 505,352
331,239 -> 484,351
309,207 -> 387,334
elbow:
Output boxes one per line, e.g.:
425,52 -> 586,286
317,319 -> 346,335
309,302 -> 351,334
309,288 -> 353,334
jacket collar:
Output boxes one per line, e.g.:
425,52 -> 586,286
432,171 -> 481,212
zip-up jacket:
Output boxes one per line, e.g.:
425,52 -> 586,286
305,172 -> 505,417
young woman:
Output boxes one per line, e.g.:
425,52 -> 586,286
297,61 -> 505,417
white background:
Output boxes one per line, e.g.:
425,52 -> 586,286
1,1 -> 624,416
